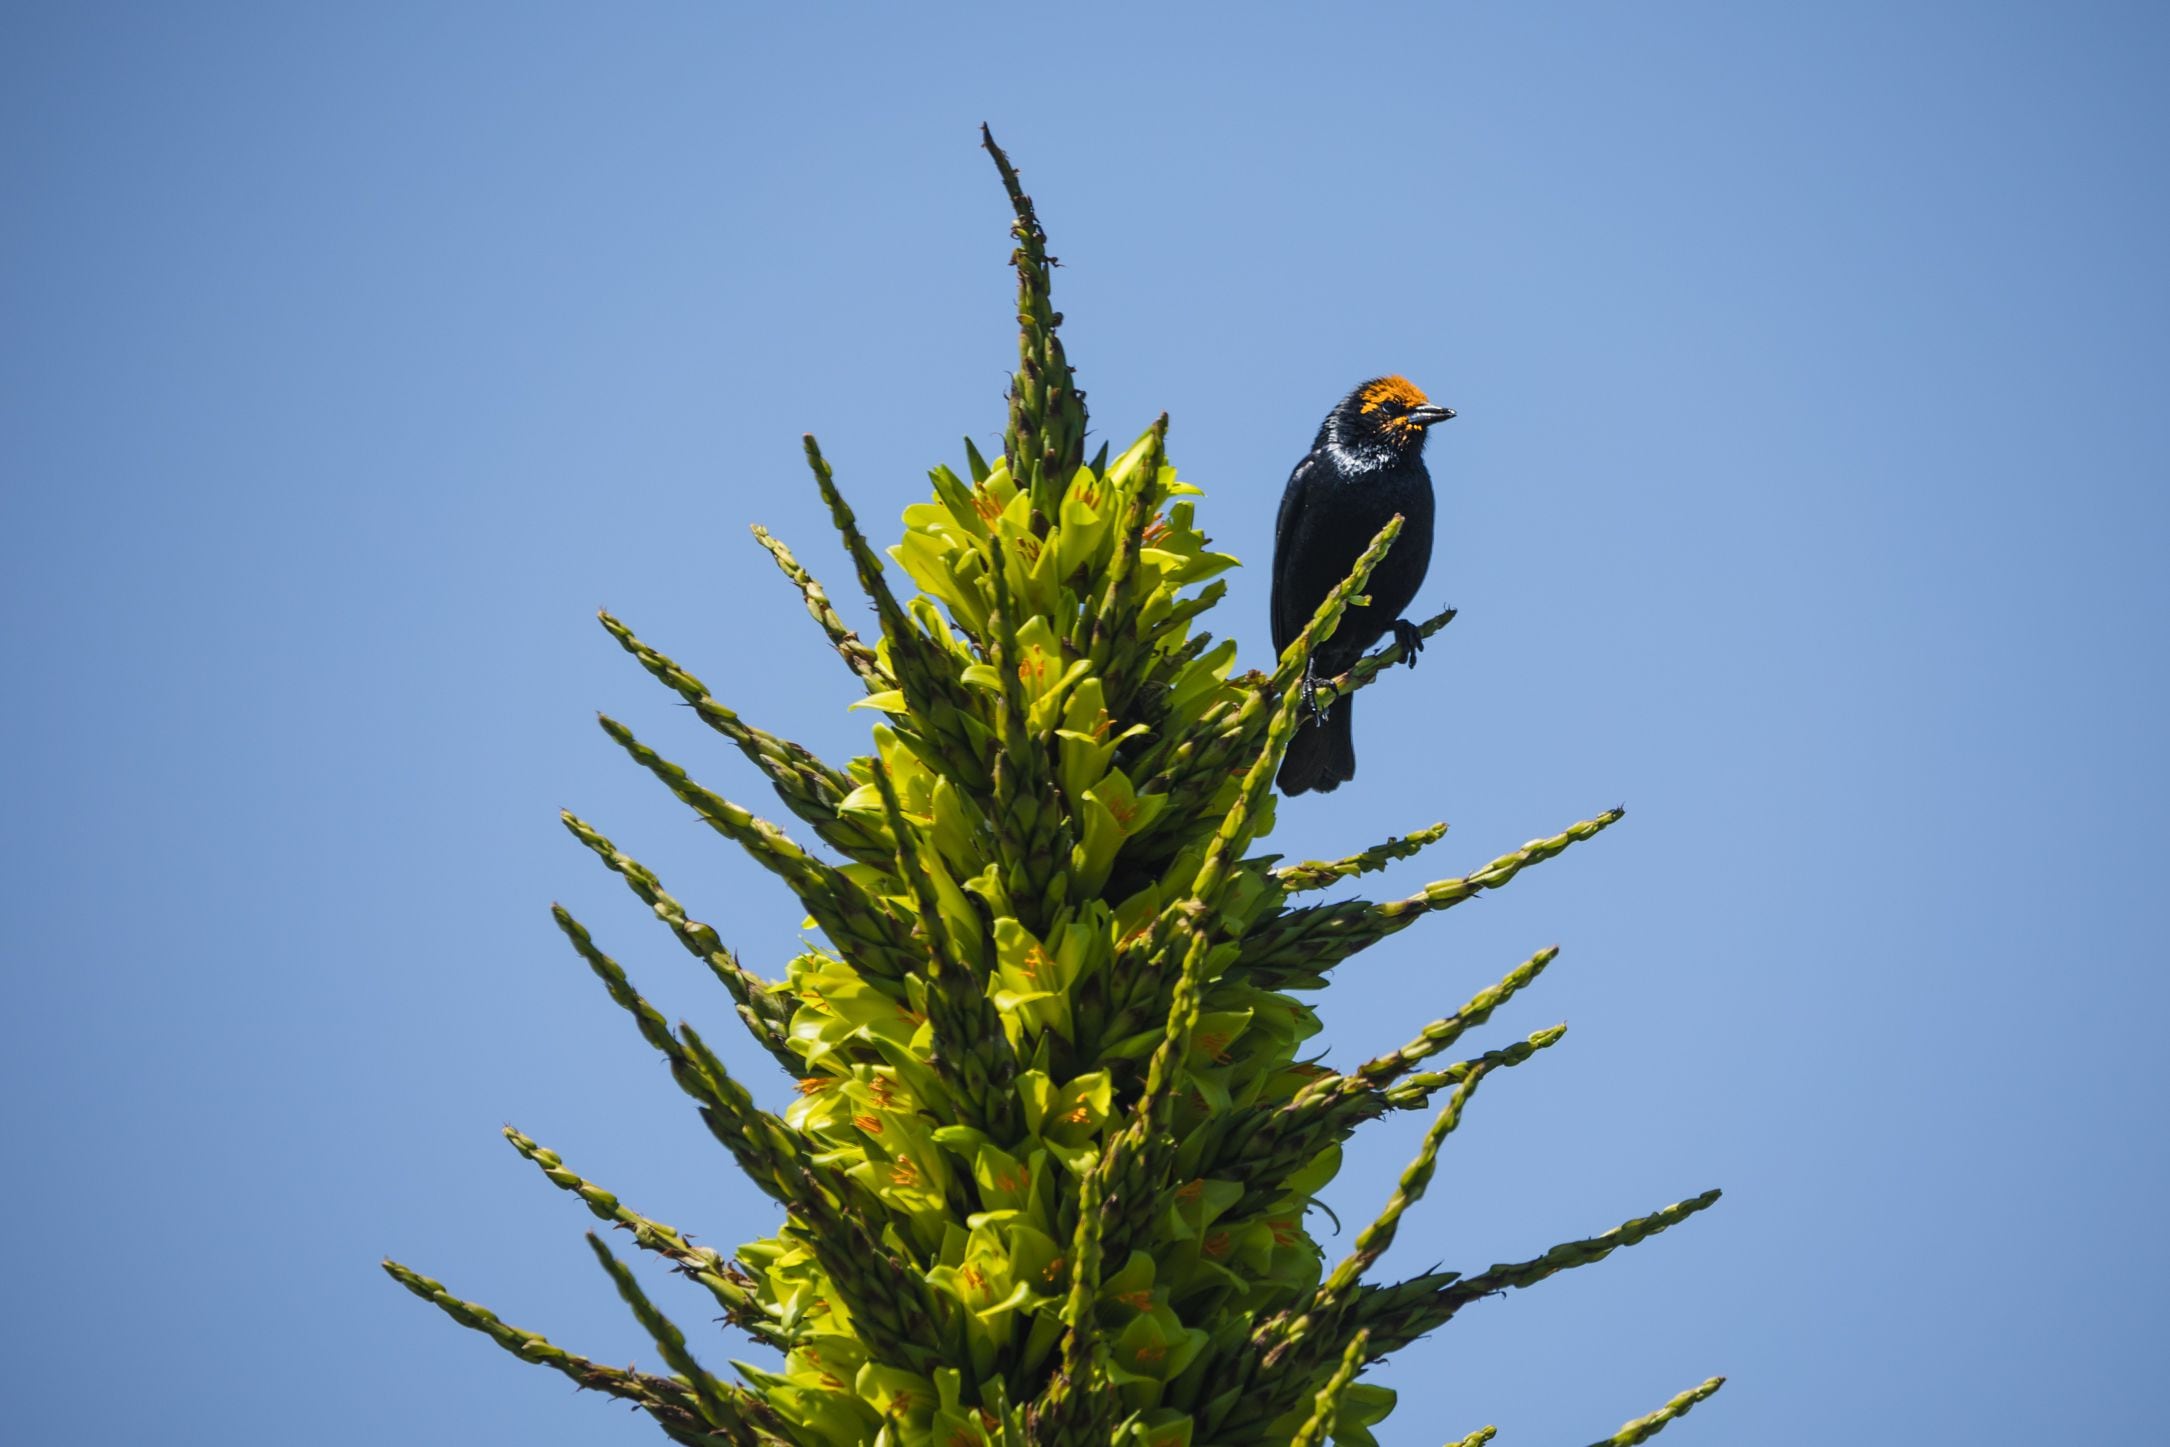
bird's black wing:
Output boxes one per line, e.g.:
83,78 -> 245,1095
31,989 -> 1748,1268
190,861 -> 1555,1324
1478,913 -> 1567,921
1270,452 -> 1319,660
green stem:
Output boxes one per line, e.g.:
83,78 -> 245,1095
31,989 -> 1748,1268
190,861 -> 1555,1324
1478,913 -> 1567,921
748,524 -> 888,688
1273,821 -> 1450,894
597,714 -> 919,981
1289,1329 -> 1370,1447
1337,945 -> 1560,1090
596,609 -> 889,864
1308,603 -> 1458,710
1587,1377 -> 1727,1447
983,123 -> 1086,526
559,810 -> 797,1069
1241,808 -> 1625,987
1359,1190 -> 1725,1356
585,1232 -> 751,1434
379,1259 -> 751,1444
501,1126 -> 785,1347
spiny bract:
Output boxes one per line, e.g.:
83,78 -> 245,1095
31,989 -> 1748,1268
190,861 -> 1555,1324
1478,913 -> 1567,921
384,130 -> 1723,1447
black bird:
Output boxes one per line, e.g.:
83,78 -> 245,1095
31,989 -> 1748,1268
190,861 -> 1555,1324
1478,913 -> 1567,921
1271,376 -> 1454,795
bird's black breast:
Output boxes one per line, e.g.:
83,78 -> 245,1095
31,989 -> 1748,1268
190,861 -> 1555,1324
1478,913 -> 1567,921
1271,445 -> 1433,670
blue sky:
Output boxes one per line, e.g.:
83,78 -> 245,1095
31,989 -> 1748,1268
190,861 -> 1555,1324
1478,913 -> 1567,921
4,4 -> 2165,1443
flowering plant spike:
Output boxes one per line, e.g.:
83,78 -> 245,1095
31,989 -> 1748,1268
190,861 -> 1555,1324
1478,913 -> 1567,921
385,128 -> 1724,1447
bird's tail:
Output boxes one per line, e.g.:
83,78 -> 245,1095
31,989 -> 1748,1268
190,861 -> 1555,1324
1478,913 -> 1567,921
1276,695 -> 1357,796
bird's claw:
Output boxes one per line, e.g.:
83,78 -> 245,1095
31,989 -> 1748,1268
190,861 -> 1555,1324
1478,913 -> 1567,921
1301,661 -> 1328,723
1391,618 -> 1424,668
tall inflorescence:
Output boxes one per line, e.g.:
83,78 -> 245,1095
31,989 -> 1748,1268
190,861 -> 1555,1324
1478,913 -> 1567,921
385,129 -> 1724,1447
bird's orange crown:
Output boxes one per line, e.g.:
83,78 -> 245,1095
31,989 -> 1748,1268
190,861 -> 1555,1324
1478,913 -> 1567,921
1356,375 -> 1430,415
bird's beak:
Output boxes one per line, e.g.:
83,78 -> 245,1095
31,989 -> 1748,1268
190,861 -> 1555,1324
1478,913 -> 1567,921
1409,405 -> 1457,428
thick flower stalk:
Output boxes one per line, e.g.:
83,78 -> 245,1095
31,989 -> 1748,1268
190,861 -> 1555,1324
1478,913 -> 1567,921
386,130 -> 1723,1447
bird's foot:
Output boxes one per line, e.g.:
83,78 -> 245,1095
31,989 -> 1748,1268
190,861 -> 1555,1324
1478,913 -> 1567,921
1391,617 -> 1425,668
1301,660 -> 1328,723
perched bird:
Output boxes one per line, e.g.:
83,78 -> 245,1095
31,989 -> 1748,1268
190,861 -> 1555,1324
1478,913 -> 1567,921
1271,375 -> 1454,795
